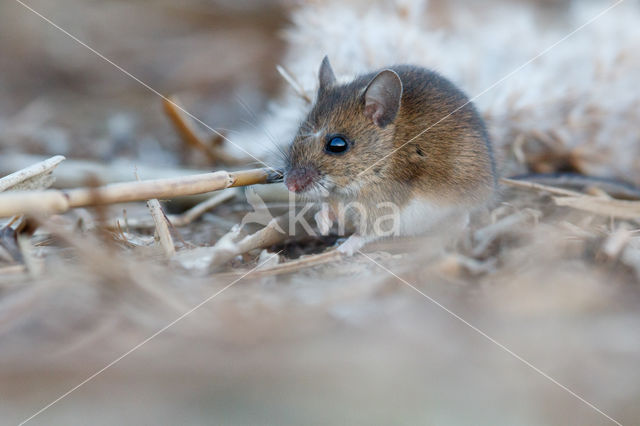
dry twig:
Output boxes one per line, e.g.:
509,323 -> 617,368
207,215 -> 289,270
0,168 -> 277,218
171,190 -> 236,227
500,177 -> 583,197
255,249 -> 341,276
501,176 -> 640,220
102,191 -> 237,230
553,196 -> 640,220
163,97 -> 246,165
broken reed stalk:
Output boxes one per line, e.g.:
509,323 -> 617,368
0,155 -> 65,192
0,168 -> 282,218
147,198 -> 176,258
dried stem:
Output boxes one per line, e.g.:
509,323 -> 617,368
207,215 -> 289,270
102,191 -> 236,230
255,249 -> 341,275
500,177 -> 583,197
163,97 -> 247,165
553,196 -> 640,219
0,168 -> 275,218
501,177 -> 640,219
172,190 -> 236,227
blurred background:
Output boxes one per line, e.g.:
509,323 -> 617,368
0,0 -> 287,165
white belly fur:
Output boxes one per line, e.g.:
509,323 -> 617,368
396,198 -> 469,237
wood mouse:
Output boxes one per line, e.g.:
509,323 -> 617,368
283,56 -> 497,254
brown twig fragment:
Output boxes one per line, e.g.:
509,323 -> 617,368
163,97 -> 246,165
229,168 -> 280,187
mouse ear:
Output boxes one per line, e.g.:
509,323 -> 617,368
318,55 -> 337,92
363,70 -> 403,128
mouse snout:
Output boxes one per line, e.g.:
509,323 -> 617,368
285,166 -> 318,193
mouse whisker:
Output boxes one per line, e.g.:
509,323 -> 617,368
236,96 -> 291,163
237,119 -> 289,166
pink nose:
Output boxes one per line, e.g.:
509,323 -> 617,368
285,167 -> 317,193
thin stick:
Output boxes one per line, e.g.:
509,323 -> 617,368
256,250 -> 341,275
163,97 -> 246,165
101,191 -> 236,230
553,196 -> 640,219
66,171 -> 233,206
500,177 -> 584,197
172,190 -> 236,227
0,168 -> 275,218
211,250 -> 343,278
163,97 -> 215,161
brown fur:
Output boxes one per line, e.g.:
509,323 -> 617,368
284,61 -> 497,220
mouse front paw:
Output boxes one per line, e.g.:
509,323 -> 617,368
336,234 -> 367,256
314,206 -> 333,236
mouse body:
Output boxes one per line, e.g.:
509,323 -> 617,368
283,57 -> 496,254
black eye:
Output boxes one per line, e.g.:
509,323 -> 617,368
324,135 -> 349,155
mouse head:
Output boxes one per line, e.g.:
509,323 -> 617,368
284,56 -> 403,197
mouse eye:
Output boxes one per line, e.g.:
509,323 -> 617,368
324,135 -> 350,155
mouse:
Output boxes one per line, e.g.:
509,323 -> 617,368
283,56 -> 497,255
